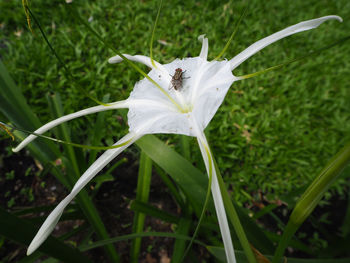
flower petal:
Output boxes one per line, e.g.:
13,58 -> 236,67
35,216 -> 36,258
127,57 -> 236,136
13,100 -> 129,152
26,132 -> 140,255
229,15 -> 342,70
108,54 -> 169,78
191,117 -> 236,263
198,35 -> 209,60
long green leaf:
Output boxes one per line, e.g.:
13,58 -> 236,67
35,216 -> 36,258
0,59 -> 58,161
47,93 -> 120,262
130,151 -> 152,263
130,200 -> 180,224
136,135 -> 274,254
172,218 -> 192,263
272,142 -> 350,263
136,135 -> 210,215
0,207 -> 92,263
80,232 -> 206,251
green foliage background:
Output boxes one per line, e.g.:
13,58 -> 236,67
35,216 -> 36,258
0,0 -> 349,202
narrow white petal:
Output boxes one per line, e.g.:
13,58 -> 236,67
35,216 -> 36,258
13,100 -> 129,152
191,118 -> 236,263
109,54 -> 167,71
108,54 -> 170,81
198,35 -> 209,60
26,132 -> 140,255
71,132 -> 140,193
229,15 -> 342,70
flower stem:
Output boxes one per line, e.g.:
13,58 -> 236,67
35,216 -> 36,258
214,160 -> 257,263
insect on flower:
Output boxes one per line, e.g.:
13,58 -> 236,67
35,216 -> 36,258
13,15 -> 342,263
170,68 -> 189,91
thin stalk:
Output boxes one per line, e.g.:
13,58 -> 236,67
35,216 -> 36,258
214,160 -> 257,263
130,151 -> 153,263
214,5 -> 247,61
150,0 -> 163,68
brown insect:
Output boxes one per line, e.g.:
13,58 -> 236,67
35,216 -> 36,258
170,68 -> 189,91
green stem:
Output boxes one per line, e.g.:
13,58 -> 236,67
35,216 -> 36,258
131,151 -> 153,263
214,5 -> 247,61
214,161 -> 257,263
150,0 -> 163,68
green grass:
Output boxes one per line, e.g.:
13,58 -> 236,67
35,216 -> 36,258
0,0 -> 349,203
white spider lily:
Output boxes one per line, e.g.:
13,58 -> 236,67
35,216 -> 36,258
14,15 -> 341,261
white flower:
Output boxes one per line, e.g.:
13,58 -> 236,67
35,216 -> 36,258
14,15 -> 341,262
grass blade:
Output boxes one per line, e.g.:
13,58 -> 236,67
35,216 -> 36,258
130,200 -> 179,224
272,142 -> 350,263
136,135 -> 274,254
47,93 -> 120,262
0,207 -> 92,263
130,151 -> 153,263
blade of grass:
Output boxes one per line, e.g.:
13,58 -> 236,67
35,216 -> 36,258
0,207 -> 92,263
47,93 -> 80,179
172,218 -> 192,263
154,164 -> 186,210
66,2 -> 183,112
130,151 -> 153,263
130,200 -> 180,224
214,159 -> 257,263
26,6 -> 107,106
171,135 -> 193,262
149,0 -> 163,68
214,4 -> 247,60
136,135 -> 210,215
47,93 -> 120,262
272,142 -> 350,263
81,232 -> 206,251
0,60 -> 59,161
136,135 -> 274,253
88,94 -> 110,165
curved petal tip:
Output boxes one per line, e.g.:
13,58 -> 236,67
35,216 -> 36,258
329,15 -> 343,22
108,55 -> 122,64
12,147 -> 19,153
